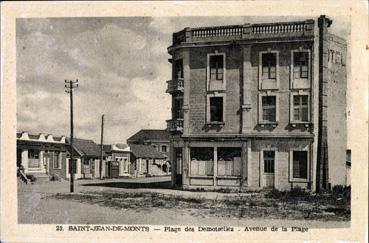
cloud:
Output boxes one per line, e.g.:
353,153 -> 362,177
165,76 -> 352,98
16,16 -> 350,144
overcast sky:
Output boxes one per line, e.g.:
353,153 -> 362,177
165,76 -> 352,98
16,16 -> 350,144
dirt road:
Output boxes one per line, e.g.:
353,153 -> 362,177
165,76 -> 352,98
18,178 -> 350,228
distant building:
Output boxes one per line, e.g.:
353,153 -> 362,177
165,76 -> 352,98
16,132 -> 105,181
129,144 -> 169,177
127,129 -> 171,173
17,132 -> 69,181
127,129 -> 171,160
166,16 -> 347,191
103,144 -> 131,178
68,138 -> 104,179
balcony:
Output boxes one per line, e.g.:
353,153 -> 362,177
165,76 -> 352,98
166,119 -> 184,133
169,20 -> 315,49
166,78 -> 184,94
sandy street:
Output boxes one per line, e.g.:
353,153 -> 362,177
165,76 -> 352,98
18,177 -> 350,228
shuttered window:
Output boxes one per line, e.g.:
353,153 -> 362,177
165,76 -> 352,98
217,148 -> 241,176
190,147 -> 214,176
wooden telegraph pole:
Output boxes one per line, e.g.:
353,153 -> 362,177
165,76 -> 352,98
65,79 -> 78,193
100,114 -> 104,179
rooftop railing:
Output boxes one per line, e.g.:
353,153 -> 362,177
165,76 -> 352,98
192,25 -> 243,38
171,20 -> 314,46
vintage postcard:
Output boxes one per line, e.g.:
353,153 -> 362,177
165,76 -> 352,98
1,1 -> 368,243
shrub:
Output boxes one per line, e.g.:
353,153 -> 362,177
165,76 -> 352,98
26,175 -> 37,182
289,186 -> 310,198
216,188 -> 232,193
266,188 -> 283,199
332,185 -> 351,201
50,174 -> 61,181
266,187 -> 311,201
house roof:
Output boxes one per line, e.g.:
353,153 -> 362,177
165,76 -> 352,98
101,143 -> 130,153
102,144 -> 112,152
127,129 -> 170,143
129,144 -> 165,159
16,132 -> 66,143
67,138 -> 101,157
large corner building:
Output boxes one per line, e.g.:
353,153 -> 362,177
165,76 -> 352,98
166,16 -> 347,192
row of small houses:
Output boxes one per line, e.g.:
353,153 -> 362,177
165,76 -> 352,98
17,130 -> 171,182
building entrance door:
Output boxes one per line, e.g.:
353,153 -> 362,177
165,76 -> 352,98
262,151 -> 275,188
43,153 -> 51,175
116,157 -> 129,176
175,148 -> 183,186
109,161 -> 119,178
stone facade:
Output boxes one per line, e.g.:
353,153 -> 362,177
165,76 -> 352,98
167,16 -> 347,191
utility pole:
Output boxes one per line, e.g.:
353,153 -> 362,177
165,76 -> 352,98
65,79 -> 78,193
100,114 -> 104,179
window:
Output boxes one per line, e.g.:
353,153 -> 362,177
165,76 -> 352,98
209,96 -> 224,122
28,149 -> 39,159
123,158 -> 129,173
335,52 -> 342,64
174,59 -> 183,79
175,148 -> 182,174
293,52 -> 309,79
161,145 -> 167,153
209,55 -> 224,81
53,152 -> 61,169
293,95 -> 309,122
152,144 -> 158,151
174,95 -> 183,119
217,147 -> 241,176
259,51 -> 279,90
262,96 -> 276,122
28,149 -> 40,168
264,151 -> 275,173
292,151 -> 308,179
262,53 -> 277,80
207,53 -> 225,90
190,147 -> 214,176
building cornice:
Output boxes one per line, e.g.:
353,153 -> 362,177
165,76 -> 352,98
168,37 -> 315,54
179,133 -> 314,140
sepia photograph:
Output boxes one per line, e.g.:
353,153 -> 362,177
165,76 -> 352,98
16,15 -> 351,227
1,1 -> 368,243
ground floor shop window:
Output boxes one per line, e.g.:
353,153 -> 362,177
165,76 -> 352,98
217,147 -> 241,176
292,151 -> 308,179
190,147 -> 213,176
